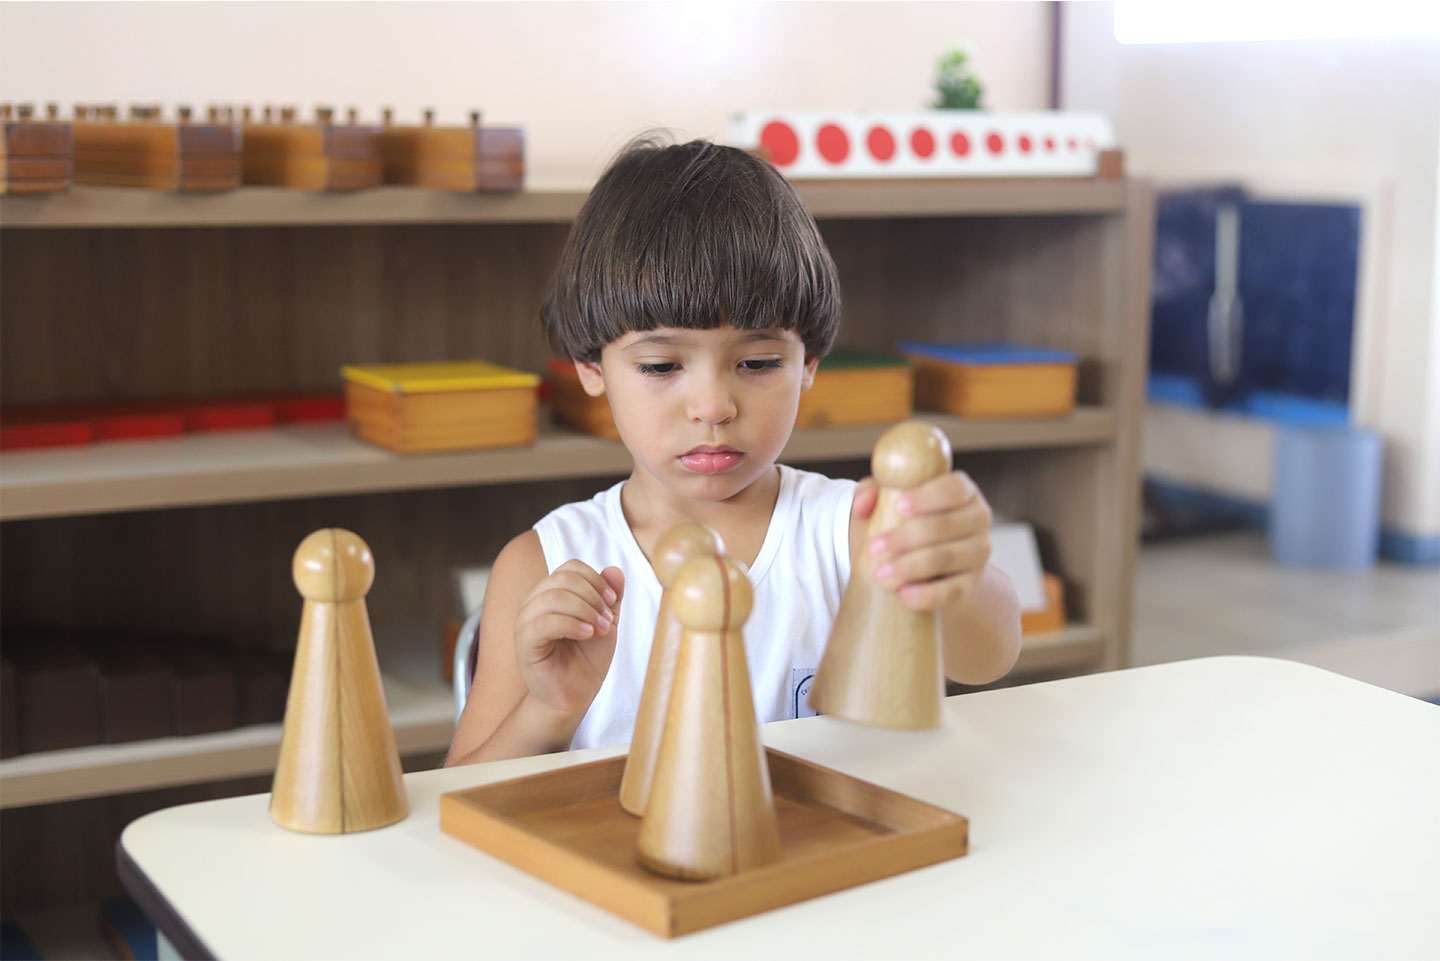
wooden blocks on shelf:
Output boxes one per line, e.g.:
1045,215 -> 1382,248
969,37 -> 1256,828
0,102 -> 73,194
899,341 -> 1078,418
72,104 -> 240,191
795,347 -> 913,428
342,360 -> 540,454
243,106 -> 381,190
379,108 -> 525,191
545,358 -> 618,440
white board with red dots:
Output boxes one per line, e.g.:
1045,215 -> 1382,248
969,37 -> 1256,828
729,111 -> 1116,179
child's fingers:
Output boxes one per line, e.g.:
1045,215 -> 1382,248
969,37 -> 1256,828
894,572 -> 978,612
544,562 -> 618,617
870,498 -> 991,558
851,477 -> 880,522
519,589 -> 614,637
871,536 -> 991,590
520,611 -> 610,657
599,566 -> 626,605
893,471 -> 979,518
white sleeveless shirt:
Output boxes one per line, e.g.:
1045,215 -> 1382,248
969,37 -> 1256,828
534,465 -> 856,750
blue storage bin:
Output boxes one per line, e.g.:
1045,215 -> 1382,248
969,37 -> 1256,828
1270,425 -> 1383,569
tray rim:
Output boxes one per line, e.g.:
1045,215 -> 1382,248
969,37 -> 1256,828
439,746 -> 969,938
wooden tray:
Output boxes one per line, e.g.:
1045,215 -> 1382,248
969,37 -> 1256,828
440,747 -> 968,937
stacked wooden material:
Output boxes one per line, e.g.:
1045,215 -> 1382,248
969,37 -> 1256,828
796,347 -> 913,428
70,103 -> 240,191
342,360 -> 540,453
544,358 -> 617,439
0,393 -> 344,450
243,105 -> 381,190
898,341 -> 1078,418
0,102 -> 73,194
379,108 -> 525,191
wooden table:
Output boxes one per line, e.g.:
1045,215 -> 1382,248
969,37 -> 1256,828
120,657 -> 1440,959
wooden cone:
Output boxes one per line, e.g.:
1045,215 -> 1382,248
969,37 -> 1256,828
270,529 -> 408,834
808,421 -> 953,729
619,521 -> 724,817
636,555 -> 781,880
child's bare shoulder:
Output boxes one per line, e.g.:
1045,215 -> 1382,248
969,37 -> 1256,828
487,530 -> 549,603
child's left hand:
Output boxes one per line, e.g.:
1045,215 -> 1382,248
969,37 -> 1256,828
853,470 -> 993,611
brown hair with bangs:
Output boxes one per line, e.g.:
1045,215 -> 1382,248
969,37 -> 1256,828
540,135 -> 842,363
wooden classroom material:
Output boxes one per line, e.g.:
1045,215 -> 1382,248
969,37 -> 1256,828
808,421 -> 952,728
379,108 -> 526,192
0,103 -> 72,194
269,529 -> 408,835
341,361 -> 540,453
71,104 -> 240,191
242,106 -> 382,190
899,342 -> 1079,418
618,521 -> 724,816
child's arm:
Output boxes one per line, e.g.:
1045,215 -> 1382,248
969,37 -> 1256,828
850,472 -> 1022,685
444,531 -> 625,766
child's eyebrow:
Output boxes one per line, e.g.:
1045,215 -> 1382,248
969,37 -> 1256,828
621,330 -> 790,350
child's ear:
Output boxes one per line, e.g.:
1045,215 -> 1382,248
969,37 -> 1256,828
800,355 -> 820,391
574,360 -> 606,397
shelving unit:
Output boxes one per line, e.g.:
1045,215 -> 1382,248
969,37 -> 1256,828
0,179 -> 1153,817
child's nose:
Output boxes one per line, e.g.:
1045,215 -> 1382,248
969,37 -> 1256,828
687,377 -> 737,426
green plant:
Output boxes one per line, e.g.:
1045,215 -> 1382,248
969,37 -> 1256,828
933,47 -> 984,110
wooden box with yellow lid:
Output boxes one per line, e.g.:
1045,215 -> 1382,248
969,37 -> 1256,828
341,361 -> 539,453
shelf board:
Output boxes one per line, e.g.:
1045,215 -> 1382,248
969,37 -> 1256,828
0,671 -> 453,810
0,409 -> 1116,520
0,624 -> 1104,809
0,180 -> 1130,229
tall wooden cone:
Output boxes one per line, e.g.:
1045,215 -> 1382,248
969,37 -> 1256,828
270,528 -> 408,834
619,521 -> 724,817
637,555 -> 782,880
809,421 -> 952,729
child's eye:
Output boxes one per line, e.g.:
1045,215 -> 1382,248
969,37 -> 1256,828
740,358 -> 783,372
637,362 -> 678,376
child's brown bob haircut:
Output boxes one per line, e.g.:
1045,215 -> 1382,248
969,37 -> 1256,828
541,136 -> 841,364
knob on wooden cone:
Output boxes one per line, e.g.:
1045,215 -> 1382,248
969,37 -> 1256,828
619,522 -> 725,816
637,555 -> 782,880
270,529 -> 408,834
808,420 -> 952,729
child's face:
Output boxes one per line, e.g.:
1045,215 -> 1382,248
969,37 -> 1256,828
575,325 -> 818,503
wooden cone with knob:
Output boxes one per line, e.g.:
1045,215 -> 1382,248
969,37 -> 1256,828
636,554 -> 782,880
619,521 -> 725,816
808,420 -> 953,729
270,529 -> 408,834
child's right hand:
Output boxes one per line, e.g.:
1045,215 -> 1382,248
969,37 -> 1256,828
512,560 -> 625,721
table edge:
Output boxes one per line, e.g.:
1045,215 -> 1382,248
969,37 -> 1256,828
116,838 -> 216,961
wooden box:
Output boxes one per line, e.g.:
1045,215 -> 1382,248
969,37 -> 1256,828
0,109 -> 73,194
243,114 -> 381,190
342,361 -> 540,454
796,347 -> 913,428
380,116 -> 526,192
73,116 -> 240,192
544,358 -> 618,440
10,638 -> 103,753
899,342 -> 1078,418
1020,573 -> 1066,635
440,747 -> 968,938
79,638 -> 174,744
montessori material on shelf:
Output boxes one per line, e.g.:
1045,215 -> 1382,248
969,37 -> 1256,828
0,102 -> 72,194
242,105 -> 381,190
342,360 -> 540,453
71,103 -> 240,191
899,341 -> 1079,418
380,108 -> 525,191
808,421 -> 951,728
271,529 -> 408,834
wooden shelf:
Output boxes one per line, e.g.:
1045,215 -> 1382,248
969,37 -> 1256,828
0,625 -> 1103,809
0,408 -> 1117,521
0,671 -> 453,810
0,180 -> 1130,229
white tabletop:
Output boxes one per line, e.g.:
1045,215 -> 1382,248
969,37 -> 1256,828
120,656 -> 1440,960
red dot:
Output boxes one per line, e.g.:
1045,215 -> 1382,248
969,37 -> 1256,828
1045,136 -> 1056,152
1068,137 -> 1078,151
817,123 -> 849,164
950,132 -> 971,156
758,121 -> 799,167
986,132 -> 1004,154
910,128 -> 935,158
866,125 -> 896,162
1018,134 -> 1033,154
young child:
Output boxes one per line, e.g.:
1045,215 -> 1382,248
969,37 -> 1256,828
446,137 -> 1020,765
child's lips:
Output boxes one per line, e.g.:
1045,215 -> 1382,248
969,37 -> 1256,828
679,447 -> 744,474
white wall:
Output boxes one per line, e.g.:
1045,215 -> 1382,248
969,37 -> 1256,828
0,1 -> 1050,189
1063,2 -> 1440,543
